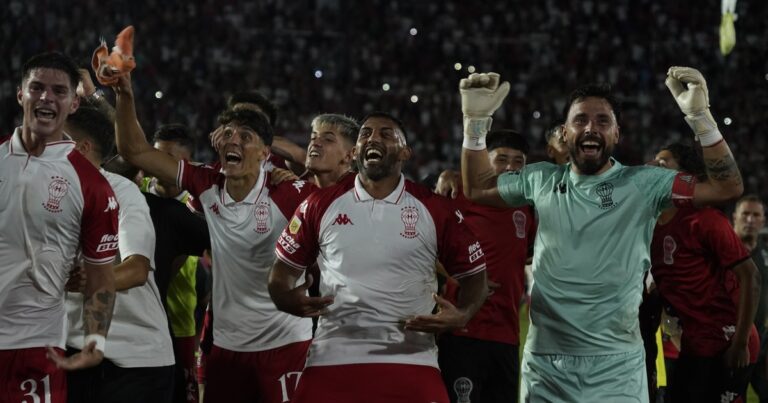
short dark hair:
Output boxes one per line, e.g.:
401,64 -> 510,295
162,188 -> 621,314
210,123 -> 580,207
360,111 -> 408,142
22,52 -> 80,90
227,91 -> 278,126
660,142 -> 706,180
153,124 -> 195,151
736,194 -> 765,211
66,106 -> 115,161
217,108 -> 274,146
563,83 -> 621,123
487,129 -> 530,155
311,114 -> 359,146
544,125 -> 563,143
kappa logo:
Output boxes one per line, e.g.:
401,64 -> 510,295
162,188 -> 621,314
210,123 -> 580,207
455,209 -> 464,224
292,180 -> 306,193
332,213 -> 354,225
103,196 -> 118,212
209,203 -> 221,217
43,175 -> 71,213
722,325 -> 736,341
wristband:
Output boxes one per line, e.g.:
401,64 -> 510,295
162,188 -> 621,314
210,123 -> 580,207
462,116 -> 492,150
684,111 -> 723,147
84,334 -> 106,353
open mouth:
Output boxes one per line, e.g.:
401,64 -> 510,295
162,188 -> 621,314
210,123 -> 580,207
308,149 -> 321,158
364,148 -> 384,163
578,140 -> 602,157
224,151 -> 243,165
34,107 -> 56,122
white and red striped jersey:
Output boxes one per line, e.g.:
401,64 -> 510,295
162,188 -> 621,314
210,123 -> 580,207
0,128 -> 118,349
276,174 -> 486,368
177,160 -> 316,351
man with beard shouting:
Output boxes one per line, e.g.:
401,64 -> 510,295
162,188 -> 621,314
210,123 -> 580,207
270,112 -> 489,402
459,68 -> 745,402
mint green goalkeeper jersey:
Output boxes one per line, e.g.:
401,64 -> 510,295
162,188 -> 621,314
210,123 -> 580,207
498,159 -> 677,355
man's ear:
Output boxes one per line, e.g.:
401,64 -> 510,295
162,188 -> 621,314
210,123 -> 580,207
399,145 -> 412,162
69,94 -> 80,115
17,86 -> 23,106
614,125 -> 621,144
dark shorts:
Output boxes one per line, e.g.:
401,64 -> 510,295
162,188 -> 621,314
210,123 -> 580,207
0,347 -> 67,403
204,340 -> 310,403
438,334 -> 519,403
293,363 -> 449,403
671,354 -> 754,403
66,347 -> 174,403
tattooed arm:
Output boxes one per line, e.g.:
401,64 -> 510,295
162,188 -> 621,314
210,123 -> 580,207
692,142 -> 744,206
47,260 -> 115,370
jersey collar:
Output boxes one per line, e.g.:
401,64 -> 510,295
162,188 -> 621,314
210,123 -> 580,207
222,168 -> 266,206
9,127 -> 75,159
353,173 -> 406,204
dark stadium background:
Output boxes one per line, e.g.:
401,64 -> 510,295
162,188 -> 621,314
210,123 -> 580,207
2,0 -> 766,198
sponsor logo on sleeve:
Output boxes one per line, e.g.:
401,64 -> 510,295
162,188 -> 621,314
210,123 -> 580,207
103,196 -> 118,212
289,216 -> 302,234
96,233 -> 119,253
278,233 -> 301,254
468,241 -> 484,263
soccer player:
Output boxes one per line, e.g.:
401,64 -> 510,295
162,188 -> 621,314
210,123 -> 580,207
732,194 -> 768,400
109,72 -> 315,403
304,113 -> 358,187
63,102 -> 175,402
459,67 -> 744,401
144,123 -> 204,403
0,52 -> 118,402
270,112 -> 489,402
651,142 -> 759,401
436,130 -> 535,403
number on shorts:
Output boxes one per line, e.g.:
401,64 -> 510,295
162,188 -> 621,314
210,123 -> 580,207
20,375 -> 51,403
278,371 -> 302,402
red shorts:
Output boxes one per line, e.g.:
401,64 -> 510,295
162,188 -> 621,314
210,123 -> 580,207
205,340 -> 310,403
293,363 -> 449,403
173,336 -> 198,402
0,347 -> 67,403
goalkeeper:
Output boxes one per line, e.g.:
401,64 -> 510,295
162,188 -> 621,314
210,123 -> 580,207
458,67 -> 744,401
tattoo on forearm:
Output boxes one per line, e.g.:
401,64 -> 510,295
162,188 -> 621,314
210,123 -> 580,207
83,290 -> 114,335
704,154 -> 743,185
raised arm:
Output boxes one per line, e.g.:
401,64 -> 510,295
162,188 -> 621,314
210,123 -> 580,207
112,74 -> 179,185
665,67 -> 743,206
459,72 -> 510,208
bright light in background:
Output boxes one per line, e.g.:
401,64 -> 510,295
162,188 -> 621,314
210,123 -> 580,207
409,27 -> 418,36
467,65 -> 476,73
765,73 -> 768,81
155,91 -> 163,99
454,63 -> 462,71
314,70 -> 323,78
724,117 -> 732,125
410,95 -> 419,103
533,111 -> 541,119
382,83 -> 390,91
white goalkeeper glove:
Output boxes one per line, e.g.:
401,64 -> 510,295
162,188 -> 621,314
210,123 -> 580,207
459,72 -> 510,150
665,66 -> 723,147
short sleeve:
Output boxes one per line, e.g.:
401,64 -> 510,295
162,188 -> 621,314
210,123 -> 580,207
496,162 -> 557,208
113,178 -> 156,268
437,202 -> 487,280
275,198 -> 320,270
81,180 -> 119,265
627,166 -> 679,213
177,160 -> 222,200
698,210 -> 750,269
